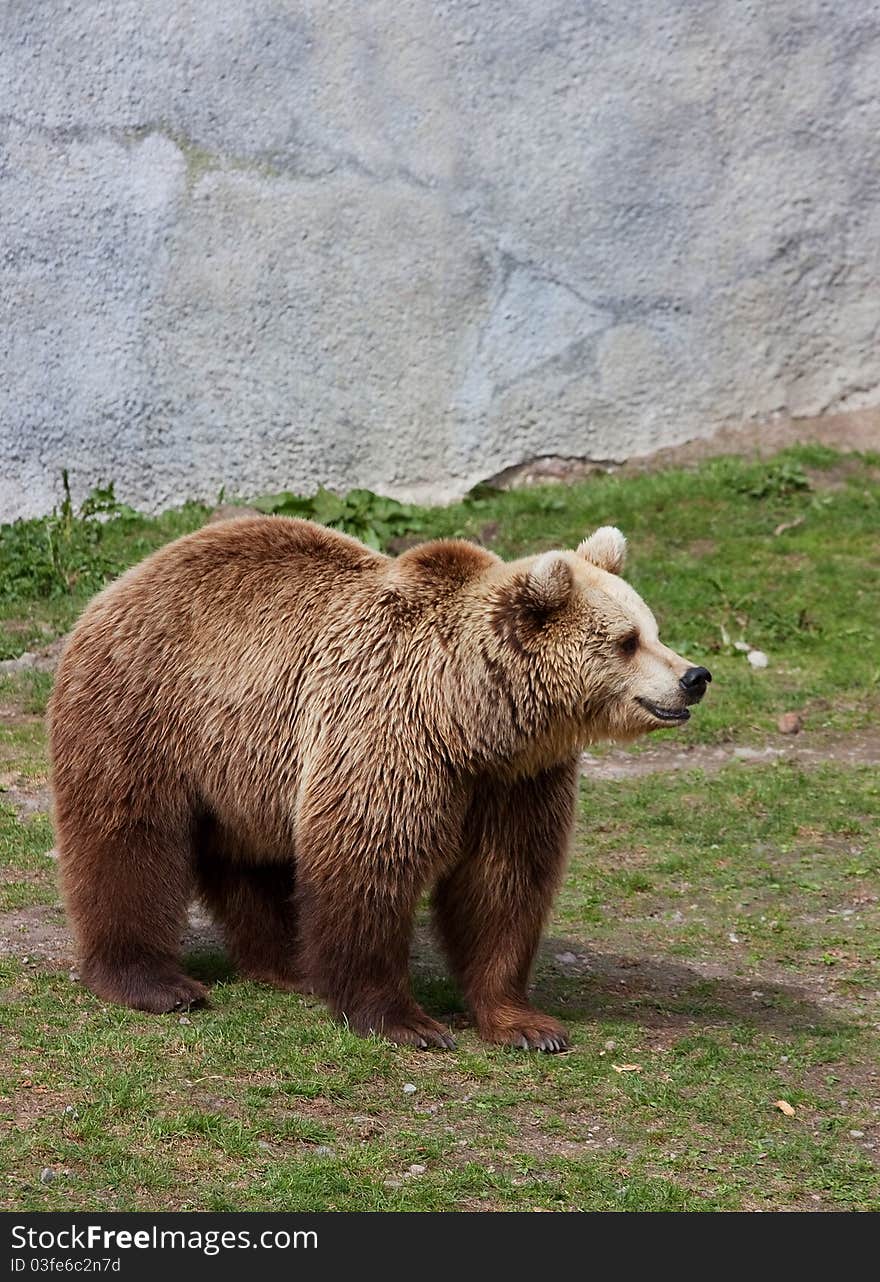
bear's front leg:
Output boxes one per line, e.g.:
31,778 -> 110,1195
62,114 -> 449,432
432,759 -> 578,1052
296,870 -> 455,1048
295,782 -> 457,1050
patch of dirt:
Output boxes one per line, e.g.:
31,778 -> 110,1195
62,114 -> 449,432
0,772 -> 51,819
0,709 -> 42,732
487,406 -> 880,489
0,867 -> 50,888
688,539 -> 718,559
0,901 -> 225,969
503,1110 -> 618,1162
580,727 -> 880,782
626,407 -> 880,473
0,1085 -> 79,1133
487,456 -> 615,488
0,904 -> 72,968
536,939 -> 842,1036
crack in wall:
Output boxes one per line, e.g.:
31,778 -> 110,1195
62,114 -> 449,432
0,112 -> 439,194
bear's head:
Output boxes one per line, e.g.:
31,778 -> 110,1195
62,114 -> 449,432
482,526 -> 711,756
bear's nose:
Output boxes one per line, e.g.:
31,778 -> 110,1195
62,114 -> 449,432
680,666 -> 712,700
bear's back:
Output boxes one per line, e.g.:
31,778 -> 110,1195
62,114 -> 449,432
61,516 -> 382,657
51,518 -> 382,732
49,518 -> 392,822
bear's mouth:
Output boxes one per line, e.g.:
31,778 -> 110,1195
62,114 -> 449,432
636,697 -> 691,723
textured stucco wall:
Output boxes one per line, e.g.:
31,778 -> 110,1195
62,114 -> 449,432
2,1 -> 879,520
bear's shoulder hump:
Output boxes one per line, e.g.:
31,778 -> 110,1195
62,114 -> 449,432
394,538 -> 497,586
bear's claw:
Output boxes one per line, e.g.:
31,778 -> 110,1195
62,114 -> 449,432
390,1023 -> 457,1051
343,1006 -> 457,1050
433,1031 -> 458,1051
479,1009 -> 570,1053
538,1035 -> 568,1053
512,1032 -> 569,1053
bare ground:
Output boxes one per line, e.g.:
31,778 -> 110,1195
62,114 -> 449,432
579,726 -> 880,781
625,407 -> 880,472
487,406 -> 880,488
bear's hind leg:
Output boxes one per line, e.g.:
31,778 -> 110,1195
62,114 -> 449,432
60,824 -> 207,1014
194,844 -> 303,991
433,761 -> 578,1052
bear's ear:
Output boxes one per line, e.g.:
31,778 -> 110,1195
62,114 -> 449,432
577,526 -> 627,575
522,551 -> 574,612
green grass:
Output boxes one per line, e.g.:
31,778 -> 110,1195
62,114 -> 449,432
1,759 -> 877,1212
0,446 -> 878,1211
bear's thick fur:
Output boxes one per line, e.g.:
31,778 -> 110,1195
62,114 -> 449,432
49,518 -> 709,1051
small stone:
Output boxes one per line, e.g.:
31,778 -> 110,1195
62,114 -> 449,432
728,932 -> 739,943
604,1038 -> 616,1051
315,1145 -> 334,1156
555,951 -> 577,965
39,1168 -> 55,1184
408,1163 -> 426,1175
383,1178 -> 402,1189
402,1083 -> 417,1095
849,1130 -> 865,1139
178,1016 -> 191,1026
777,712 -> 803,735
747,649 -> 769,669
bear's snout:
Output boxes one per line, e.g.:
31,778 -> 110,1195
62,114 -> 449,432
679,666 -> 712,703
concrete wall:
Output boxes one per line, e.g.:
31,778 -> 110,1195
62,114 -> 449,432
2,0 -> 879,520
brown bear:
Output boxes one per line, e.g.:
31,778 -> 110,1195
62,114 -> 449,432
49,518 -> 710,1052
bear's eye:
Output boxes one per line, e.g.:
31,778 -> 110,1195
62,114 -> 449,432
617,632 -> 639,658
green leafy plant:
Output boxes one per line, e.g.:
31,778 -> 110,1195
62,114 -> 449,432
78,480 -> 138,521
0,472 -> 138,600
253,487 -> 421,551
733,461 -> 812,500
